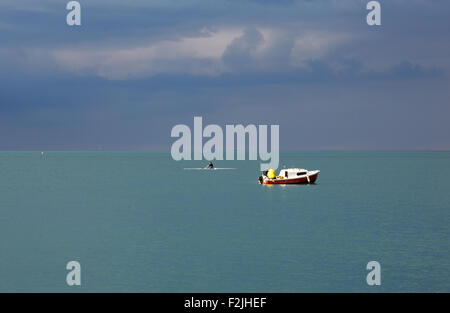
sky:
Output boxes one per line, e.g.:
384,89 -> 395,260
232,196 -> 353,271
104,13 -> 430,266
0,0 -> 449,150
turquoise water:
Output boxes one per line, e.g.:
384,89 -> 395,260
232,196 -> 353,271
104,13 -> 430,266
0,151 -> 449,292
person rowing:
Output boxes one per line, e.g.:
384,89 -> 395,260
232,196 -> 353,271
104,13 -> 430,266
204,161 -> 214,169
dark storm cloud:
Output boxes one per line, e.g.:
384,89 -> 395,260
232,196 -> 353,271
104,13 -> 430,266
389,61 -> 444,79
222,28 -> 265,71
0,0 -> 449,150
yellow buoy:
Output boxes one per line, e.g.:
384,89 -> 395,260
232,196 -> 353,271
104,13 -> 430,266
267,168 -> 276,179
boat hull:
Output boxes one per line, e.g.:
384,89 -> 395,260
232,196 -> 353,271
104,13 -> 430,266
261,171 -> 319,185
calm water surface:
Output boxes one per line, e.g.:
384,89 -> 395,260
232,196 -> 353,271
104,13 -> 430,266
0,151 -> 449,292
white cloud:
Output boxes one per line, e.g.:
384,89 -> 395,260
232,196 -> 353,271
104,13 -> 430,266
52,28 -> 242,79
290,31 -> 352,67
51,26 -> 353,80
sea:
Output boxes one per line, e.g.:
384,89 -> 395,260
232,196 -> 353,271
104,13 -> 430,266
0,151 -> 449,292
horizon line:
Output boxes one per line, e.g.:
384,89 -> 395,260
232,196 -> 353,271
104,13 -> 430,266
1,149 -> 449,152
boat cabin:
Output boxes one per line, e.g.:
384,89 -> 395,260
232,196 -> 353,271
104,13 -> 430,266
278,168 -> 308,179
